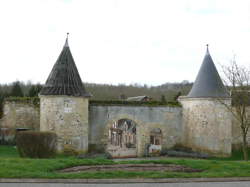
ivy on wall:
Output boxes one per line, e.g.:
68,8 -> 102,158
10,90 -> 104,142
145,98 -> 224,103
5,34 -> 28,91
90,100 -> 181,107
0,96 -> 181,116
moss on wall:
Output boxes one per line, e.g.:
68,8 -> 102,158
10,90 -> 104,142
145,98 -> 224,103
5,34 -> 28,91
4,97 -> 40,106
3,97 -> 181,107
89,100 -> 181,107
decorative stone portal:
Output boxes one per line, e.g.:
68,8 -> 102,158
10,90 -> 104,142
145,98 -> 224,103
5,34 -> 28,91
107,119 -> 137,158
149,128 -> 162,156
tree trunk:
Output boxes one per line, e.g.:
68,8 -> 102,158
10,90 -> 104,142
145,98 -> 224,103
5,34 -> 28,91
242,133 -> 248,161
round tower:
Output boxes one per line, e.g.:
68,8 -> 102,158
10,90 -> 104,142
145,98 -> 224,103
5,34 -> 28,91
39,34 -> 91,152
179,45 -> 232,157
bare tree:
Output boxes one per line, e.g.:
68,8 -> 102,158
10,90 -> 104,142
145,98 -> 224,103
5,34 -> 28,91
222,59 -> 250,160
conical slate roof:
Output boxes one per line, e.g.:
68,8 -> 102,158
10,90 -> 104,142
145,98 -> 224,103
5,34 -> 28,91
187,46 -> 229,98
40,35 -> 91,97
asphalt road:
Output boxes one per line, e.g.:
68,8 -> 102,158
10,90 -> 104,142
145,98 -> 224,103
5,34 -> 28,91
1,182 -> 250,187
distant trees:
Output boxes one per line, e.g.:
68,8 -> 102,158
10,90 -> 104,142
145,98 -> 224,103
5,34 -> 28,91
0,81 -> 43,98
174,91 -> 182,101
0,91 -> 6,118
0,80 -> 192,101
28,84 -> 42,97
85,82 -> 192,101
10,81 -> 24,97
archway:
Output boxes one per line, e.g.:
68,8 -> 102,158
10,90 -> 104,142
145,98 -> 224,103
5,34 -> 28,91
107,119 -> 137,158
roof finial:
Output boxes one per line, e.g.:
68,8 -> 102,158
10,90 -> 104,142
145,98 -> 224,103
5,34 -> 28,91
206,44 -> 209,53
64,33 -> 69,47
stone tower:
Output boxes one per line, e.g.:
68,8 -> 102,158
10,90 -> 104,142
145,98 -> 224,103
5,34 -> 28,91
179,46 -> 232,157
39,34 -> 91,152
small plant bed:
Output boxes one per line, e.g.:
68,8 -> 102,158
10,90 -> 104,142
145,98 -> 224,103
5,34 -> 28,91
59,163 -> 203,173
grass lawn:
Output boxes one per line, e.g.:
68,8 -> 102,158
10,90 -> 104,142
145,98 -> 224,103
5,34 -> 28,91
1,145 -> 250,179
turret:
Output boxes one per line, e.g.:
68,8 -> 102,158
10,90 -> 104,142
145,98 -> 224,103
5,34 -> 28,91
179,45 -> 232,157
40,34 -> 90,152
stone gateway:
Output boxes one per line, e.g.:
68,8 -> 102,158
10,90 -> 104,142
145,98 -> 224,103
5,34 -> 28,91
0,37 -> 243,157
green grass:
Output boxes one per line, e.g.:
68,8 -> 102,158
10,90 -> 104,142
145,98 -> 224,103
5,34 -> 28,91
209,148 -> 250,161
1,145 -> 250,179
0,145 -> 19,158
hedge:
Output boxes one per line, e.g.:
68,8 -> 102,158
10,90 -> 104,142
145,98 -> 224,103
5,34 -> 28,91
16,131 -> 57,158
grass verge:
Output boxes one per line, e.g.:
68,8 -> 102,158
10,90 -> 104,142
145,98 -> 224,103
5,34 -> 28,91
1,146 -> 250,179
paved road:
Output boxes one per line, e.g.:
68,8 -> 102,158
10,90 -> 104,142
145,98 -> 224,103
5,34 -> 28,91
1,182 -> 250,187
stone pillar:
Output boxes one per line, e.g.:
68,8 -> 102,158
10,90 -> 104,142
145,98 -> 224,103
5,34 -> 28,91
137,125 -> 149,157
179,97 -> 232,157
40,95 -> 89,152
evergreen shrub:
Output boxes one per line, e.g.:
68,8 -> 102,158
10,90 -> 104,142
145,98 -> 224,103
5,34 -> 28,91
16,131 -> 57,158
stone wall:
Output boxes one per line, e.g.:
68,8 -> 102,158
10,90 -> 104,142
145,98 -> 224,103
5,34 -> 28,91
0,101 -> 40,129
89,105 -> 182,157
0,101 -> 40,144
3,98 -> 248,157
179,97 -> 232,157
40,96 -> 89,152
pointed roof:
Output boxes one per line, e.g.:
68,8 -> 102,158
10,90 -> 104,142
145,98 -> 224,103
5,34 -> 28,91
187,45 -> 229,98
40,34 -> 91,97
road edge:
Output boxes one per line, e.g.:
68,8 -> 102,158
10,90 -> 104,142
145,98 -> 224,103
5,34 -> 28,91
1,178 -> 250,184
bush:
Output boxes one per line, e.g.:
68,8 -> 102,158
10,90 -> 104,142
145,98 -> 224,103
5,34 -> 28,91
88,144 -> 105,153
77,152 -> 112,159
171,144 -> 193,153
163,150 -> 210,159
16,131 -> 57,158
62,144 -> 80,156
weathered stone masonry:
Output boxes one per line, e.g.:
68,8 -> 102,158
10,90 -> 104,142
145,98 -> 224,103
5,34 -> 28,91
40,96 -> 89,152
179,97 -> 232,156
0,101 -> 182,157
89,105 -> 182,157
1,100 -> 249,157
0,100 -> 39,143
0,101 -> 39,130
38,35 -> 91,152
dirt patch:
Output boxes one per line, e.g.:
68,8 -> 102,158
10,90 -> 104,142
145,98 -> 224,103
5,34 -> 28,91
59,164 -> 203,173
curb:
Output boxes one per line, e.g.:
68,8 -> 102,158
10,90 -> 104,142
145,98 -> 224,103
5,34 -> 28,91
1,178 -> 250,184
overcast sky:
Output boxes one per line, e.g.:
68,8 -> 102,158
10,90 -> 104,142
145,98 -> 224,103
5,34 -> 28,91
0,0 -> 249,86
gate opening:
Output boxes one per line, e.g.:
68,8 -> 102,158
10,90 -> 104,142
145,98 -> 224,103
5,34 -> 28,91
107,119 -> 137,158
149,128 -> 162,156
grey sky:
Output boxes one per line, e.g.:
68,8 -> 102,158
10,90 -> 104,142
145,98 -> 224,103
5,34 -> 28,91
0,0 -> 249,85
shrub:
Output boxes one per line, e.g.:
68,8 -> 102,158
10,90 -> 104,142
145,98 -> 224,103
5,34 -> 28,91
62,144 -> 80,156
88,144 -> 105,153
171,143 -> 193,152
78,152 -> 112,159
16,131 -> 57,158
0,128 -> 16,145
